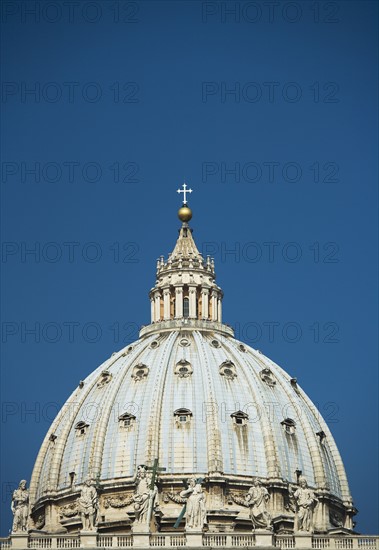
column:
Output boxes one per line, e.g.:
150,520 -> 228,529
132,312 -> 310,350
163,288 -> 171,320
150,296 -> 155,323
175,286 -> 183,318
201,288 -> 209,319
217,295 -> 222,323
154,291 -> 161,322
188,285 -> 197,318
211,289 -> 218,321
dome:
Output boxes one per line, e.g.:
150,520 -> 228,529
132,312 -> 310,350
27,191 -> 356,537
31,327 -> 349,501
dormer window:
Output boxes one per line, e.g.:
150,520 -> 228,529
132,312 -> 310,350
281,418 -> 296,435
219,360 -> 237,380
316,430 -> 326,443
150,340 -> 159,349
174,359 -> 193,378
260,368 -> 276,387
290,378 -> 299,392
75,421 -> 89,436
97,370 -> 112,388
119,413 -> 136,429
174,408 -> 192,426
211,339 -> 221,348
231,410 -> 249,426
238,344 -> 246,352
131,363 -> 149,381
49,433 -> 57,443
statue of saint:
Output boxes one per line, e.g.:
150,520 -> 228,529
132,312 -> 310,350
11,480 -> 29,533
294,477 -> 318,532
78,478 -> 98,531
180,477 -> 207,531
133,465 -> 158,525
245,478 -> 272,530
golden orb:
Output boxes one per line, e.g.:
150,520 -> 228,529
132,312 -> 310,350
178,205 -> 192,222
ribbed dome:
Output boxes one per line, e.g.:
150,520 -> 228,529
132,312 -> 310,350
30,324 -> 350,504
28,197 -> 355,535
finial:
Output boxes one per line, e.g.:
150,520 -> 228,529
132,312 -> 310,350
177,183 -> 193,222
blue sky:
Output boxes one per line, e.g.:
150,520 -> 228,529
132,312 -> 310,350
1,0 -> 378,536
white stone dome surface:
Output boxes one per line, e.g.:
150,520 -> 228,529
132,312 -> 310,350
30,324 -> 351,507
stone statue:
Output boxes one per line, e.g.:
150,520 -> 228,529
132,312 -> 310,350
180,477 -> 207,531
11,480 -> 29,533
245,478 -> 272,530
294,477 -> 318,532
78,478 -> 98,531
132,465 -> 158,526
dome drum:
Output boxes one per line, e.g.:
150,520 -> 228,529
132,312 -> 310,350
29,472 -> 353,535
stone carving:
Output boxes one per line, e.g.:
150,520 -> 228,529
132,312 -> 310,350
174,359 -> 193,378
11,479 -> 29,533
131,363 -> 149,382
259,368 -> 276,387
59,502 -> 79,518
330,510 -> 344,528
78,478 -> 98,531
97,370 -> 112,388
167,491 -> 187,504
34,512 -> 45,530
284,486 -> 296,513
245,479 -> 272,530
219,360 -> 237,380
230,493 -> 248,507
103,494 -> 134,509
180,477 -> 207,531
293,477 -> 318,532
132,465 -> 158,526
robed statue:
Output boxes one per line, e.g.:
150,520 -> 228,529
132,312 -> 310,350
11,480 -> 29,533
294,477 -> 318,532
180,477 -> 207,531
245,478 -> 272,530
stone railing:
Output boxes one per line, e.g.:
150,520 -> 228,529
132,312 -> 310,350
2,533 -> 377,549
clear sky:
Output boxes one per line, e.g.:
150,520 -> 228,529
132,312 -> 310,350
1,0 -> 378,536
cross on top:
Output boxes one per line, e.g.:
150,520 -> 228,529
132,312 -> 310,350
177,183 -> 193,205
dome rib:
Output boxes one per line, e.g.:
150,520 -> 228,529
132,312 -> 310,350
145,332 -> 178,467
193,331 -> 223,474
222,338 -> 279,479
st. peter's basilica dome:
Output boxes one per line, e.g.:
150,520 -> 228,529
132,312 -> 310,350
9,190 -> 361,548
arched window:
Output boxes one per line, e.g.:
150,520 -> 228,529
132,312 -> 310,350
183,297 -> 189,318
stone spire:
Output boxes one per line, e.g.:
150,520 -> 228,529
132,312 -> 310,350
149,186 -> 223,324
